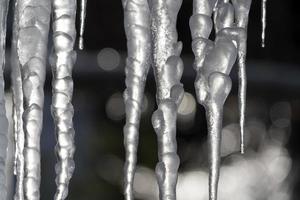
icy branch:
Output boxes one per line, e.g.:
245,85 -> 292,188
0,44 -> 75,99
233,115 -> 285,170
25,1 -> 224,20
51,0 -> 77,199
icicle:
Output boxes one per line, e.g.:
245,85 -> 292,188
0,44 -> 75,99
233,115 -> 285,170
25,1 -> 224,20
231,0 -> 252,154
261,0 -> 267,48
79,0 -> 87,50
11,0 -> 25,199
149,0 -> 184,199
190,0 -> 250,199
121,0 -> 151,199
0,0 -> 10,199
12,1 -> 51,199
51,0 -> 77,199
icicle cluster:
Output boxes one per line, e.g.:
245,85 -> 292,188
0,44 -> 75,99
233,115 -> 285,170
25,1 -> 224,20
0,0 -> 9,199
8,0 -> 79,199
11,1 -> 51,199
122,0 -> 151,200
190,0 -> 251,199
122,0 -> 184,199
51,0 -> 77,199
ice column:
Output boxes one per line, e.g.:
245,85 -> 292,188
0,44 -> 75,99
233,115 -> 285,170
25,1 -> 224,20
121,0 -> 151,200
51,0 -> 77,199
11,0 -> 51,199
150,0 -> 184,199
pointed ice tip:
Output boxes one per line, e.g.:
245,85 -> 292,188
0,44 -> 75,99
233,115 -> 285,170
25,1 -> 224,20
79,37 -> 84,50
241,145 -> 245,154
240,128 -> 245,154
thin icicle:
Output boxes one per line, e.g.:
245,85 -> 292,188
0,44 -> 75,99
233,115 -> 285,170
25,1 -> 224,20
150,0 -> 184,199
0,0 -> 10,199
231,0 -> 252,154
11,0 -> 25,199
121,0 -> 151,199
261,0 -> 267,48
51,0 -> 77,199
79,0 -> 87,50
12,1 -> 51,199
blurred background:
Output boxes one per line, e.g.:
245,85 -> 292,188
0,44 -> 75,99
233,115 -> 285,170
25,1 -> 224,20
3,0 -> 300,199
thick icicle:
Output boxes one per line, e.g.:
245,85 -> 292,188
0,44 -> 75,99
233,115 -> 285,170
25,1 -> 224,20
190,0 -> 248,199
261,0 -> 267,48
51,0 -> 77,199
150,0 -> 184,199
0,0 -> 10,199
121,0 -> 151,200
231,0 -> 252,154
79,0 -> 87,50
12,0 -> 51,199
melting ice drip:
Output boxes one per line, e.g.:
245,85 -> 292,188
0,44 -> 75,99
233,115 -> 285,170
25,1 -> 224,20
0,0 -> 87,199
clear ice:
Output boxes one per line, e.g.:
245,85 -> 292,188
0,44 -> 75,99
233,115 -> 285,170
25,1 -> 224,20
51,0 -> 77,199
190,0 -> 251,199
122,0 -> 151,199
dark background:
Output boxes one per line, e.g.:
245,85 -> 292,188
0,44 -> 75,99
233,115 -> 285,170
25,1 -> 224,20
3,0 -> 300,199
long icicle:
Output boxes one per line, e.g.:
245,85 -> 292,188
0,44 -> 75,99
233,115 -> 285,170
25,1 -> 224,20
11,0 -> 25,200
150,0 -> 184,199
0,0 -> 10,199
11,0 -> 25,199
12,0 -> 51,199
121,0 -> 151,199
261,0 -> 267,48
79,0 -> 87,50
51,0 -> 77,199
231,0 -> 252,154
191,0 -> 247,199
